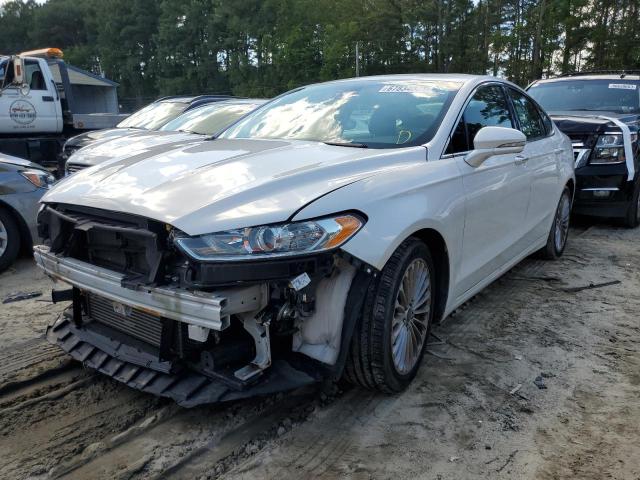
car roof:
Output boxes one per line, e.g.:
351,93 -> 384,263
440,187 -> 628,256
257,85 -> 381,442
533,74 -> 640,84
328,73 -> 503,82
154,95 -> 248,111
156,94 -> 236,103
187,98 -> 267,109
309,73 -> 520,91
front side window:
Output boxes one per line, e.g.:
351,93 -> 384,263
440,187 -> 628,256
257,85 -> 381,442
117,101 -> 188,130
221,79 -> 462,148
446,84 -> 514,154
509,88 -> 546,140
25,60 -> 46,90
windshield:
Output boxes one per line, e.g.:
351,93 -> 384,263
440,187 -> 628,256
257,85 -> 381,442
160,102 -> 264,135
528,79 -> 640,114
117,101 -> 188,129
220,79 -> 462,148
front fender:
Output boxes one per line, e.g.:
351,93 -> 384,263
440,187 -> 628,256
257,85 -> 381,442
293,158 -> 465,282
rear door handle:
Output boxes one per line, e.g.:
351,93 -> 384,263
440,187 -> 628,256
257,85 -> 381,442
553,148 -> 564,154
514,155 -> 529,165
42,96 -> 54,102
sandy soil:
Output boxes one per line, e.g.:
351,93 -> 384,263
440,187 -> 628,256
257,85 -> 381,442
0,222 -> 639,480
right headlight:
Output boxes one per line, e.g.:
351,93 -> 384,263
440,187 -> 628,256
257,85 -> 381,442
20,169 -> 56,189
174,213 -> 365,262
590,133 -> 637,164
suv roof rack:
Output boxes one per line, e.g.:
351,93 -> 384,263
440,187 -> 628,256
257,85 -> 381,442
556,70 -> 640,78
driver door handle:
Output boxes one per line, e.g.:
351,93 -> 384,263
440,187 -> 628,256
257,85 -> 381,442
514,155 -> 529,165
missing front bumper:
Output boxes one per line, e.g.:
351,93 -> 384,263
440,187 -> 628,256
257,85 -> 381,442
46,311 -> 318,407
33,245 -> 267,331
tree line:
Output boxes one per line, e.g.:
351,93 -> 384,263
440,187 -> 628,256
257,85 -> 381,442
1,0 -> 639,109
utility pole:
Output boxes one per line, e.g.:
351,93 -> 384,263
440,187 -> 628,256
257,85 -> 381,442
355,42 -> 360,77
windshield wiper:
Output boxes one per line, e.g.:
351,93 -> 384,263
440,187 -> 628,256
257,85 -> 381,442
323,141 -> 368,148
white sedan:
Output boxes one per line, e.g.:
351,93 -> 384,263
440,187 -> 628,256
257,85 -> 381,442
35,74 -> 574,405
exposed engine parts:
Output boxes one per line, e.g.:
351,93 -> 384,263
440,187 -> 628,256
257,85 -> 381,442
36,203 -> 375,403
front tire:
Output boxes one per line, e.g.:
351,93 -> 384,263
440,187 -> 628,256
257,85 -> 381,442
539,186 -> 571,260
0,208 -> 20,272
344,238 -> 435,393
623,179 -> 640,228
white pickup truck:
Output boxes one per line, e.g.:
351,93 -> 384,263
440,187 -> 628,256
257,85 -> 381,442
0,48 -> 127,173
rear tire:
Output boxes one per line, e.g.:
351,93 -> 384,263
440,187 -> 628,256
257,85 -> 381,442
0,208 -> 20,272
344,237 -> 435,393
623,179 -> 640,228
539,186 -> 571,260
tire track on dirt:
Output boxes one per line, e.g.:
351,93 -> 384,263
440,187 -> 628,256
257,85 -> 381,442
216,389 -> 383,479
0,337 -> 66,378
0,366 -> 164,479
57,385 -> 334,480
157,388 -> 326,480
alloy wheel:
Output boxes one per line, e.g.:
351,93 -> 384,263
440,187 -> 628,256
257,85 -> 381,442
391,258 -> 432,375
0,218 -> 7,258
554,192 -> 571,253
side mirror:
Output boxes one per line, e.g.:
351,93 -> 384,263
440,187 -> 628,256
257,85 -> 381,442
13,57 -> 24,85
465,126 -> 526,167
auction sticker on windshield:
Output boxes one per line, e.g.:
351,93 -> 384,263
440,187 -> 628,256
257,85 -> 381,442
608,83 -> 637,90
379,81 -> 460,95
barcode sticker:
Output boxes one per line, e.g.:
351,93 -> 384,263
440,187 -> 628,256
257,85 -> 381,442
290,272 -> 311,291
608,83 -> 637,90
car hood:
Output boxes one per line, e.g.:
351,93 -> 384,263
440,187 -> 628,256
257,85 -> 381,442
65,128 -> 142,149
43,138 -> 426,235
549,110 -> 640,135
0,152 -> 46,170
67,131 -> 205,167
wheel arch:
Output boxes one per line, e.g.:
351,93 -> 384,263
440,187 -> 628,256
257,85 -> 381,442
410,228 -> 450,324
565,178 -> 575,199
0,199 -> 31,252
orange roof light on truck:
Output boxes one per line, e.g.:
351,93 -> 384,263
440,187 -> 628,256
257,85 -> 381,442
19,48 -> 64,59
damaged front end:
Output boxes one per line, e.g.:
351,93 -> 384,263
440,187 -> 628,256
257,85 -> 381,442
35,204 -> 374,406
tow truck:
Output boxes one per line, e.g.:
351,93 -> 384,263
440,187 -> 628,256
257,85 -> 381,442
0,48 -> 127,174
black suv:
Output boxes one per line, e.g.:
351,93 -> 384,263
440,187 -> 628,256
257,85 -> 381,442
528,72 -> 640,227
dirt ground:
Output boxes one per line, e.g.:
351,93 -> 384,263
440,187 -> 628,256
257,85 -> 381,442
1,220 -> 639,480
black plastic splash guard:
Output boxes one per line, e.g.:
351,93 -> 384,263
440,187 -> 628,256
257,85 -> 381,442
46,310 -> 318,407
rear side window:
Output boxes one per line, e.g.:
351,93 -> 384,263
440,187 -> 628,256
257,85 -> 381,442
446,84 -> 514,154
509,88 -> 546,140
